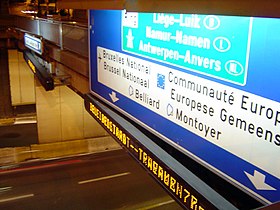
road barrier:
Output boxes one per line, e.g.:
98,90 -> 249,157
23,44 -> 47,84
0,148 -> 16,165
0,136 -> 121,166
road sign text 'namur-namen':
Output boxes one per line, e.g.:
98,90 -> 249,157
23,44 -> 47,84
89,10 -> 280,204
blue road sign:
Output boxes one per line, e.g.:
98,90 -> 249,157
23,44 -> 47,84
89,10 -> 280,204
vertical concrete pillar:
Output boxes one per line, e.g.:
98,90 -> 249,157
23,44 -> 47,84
36,85 -> 108,144
0,43 -> 13,118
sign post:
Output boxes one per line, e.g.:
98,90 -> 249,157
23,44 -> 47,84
89,10 -> 280,204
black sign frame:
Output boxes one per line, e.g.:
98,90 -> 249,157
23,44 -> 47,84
23,50 -> 54,91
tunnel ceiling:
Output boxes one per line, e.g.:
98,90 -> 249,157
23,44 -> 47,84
57,0 -> 280,18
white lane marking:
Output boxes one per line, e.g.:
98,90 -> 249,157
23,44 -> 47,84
137,200 -> 175,210
0,194 -> 34,203
78,172 -> 131,184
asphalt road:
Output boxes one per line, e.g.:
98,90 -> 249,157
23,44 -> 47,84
0,150 -> 183,210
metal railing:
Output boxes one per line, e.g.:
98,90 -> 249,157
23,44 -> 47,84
14,15 -> 88,57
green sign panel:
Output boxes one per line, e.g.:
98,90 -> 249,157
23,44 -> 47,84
122,12 -> 253,85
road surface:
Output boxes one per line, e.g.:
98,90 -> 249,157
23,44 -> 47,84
0,149 -> 183,210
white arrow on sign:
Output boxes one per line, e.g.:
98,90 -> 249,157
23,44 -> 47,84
244,170 -> 276,191
109,91 -> 119,103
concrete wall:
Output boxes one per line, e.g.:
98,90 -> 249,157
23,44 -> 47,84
5,50 -> 117,164
8,50 -> 36,106
36,84 -> 108,143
